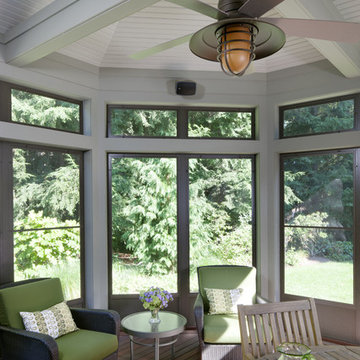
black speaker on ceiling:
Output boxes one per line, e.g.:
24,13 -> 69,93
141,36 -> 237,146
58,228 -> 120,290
176,81 -> 196,96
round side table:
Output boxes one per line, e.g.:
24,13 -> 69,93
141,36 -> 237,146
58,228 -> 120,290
121,311 -> 187,360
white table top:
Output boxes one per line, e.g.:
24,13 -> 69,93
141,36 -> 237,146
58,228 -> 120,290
121,311 -> 187,339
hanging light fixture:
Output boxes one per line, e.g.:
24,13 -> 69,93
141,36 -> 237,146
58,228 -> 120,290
189,18 -> 286,77
216,23 -> 258,76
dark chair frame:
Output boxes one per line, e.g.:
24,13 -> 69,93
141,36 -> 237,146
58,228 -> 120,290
194,265 -> 268,360
0,278 -> 120,360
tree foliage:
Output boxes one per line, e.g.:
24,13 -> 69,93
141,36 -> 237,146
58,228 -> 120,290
283,100 -> 354,262
283,99 -> 354,137
12,90 -> 81,279
110,109 -> 177,136
14,211 -> 80,272
111,156 -> 253,275
13,149 -> 80,225
188,111 -> 252,138
12,89 -> 80,132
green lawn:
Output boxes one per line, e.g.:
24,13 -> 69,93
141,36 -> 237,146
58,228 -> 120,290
285,260 -> 353,304
15,259 -> 81,300
16,258 -> 353,303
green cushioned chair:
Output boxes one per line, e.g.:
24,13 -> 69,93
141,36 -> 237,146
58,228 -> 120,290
194,265 -> 268,360
0,278 -> 120,360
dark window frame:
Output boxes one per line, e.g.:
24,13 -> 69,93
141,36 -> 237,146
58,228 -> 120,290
279,93 -> 360,139
0,141 -> 85,306
0,80 -> 83,134
107,152 -> 256,319
279,148 -> 359,309
107,104 -> 256,140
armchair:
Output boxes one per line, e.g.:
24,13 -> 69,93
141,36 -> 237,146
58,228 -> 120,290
194,265 -> 267,360
0,278 -> 120,360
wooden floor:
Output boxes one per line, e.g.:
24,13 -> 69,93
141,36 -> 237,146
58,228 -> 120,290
118,329 -> 201,360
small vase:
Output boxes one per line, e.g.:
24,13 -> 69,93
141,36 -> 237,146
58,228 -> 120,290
149,308 -> 161,324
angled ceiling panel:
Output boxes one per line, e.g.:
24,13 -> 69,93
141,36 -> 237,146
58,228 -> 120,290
0,0 -> 53,34
0,0 -> 358,76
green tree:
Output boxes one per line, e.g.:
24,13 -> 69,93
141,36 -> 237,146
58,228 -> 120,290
12,89 -> 80,132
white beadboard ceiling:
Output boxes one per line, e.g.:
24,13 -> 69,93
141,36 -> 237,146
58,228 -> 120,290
0,0 -> 359,76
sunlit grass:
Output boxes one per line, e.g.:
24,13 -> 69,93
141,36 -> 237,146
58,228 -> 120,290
14,257 -> 353,304
112,259 -> 177,294
15,259 -> 80,300
285,260 -> 353,304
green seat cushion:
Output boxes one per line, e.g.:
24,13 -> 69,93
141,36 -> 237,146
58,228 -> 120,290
56,329 -> 118,360
0,278 -> 64,329
204,314 -> 241,344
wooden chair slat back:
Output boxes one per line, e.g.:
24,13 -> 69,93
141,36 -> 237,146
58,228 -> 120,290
238,299 -> 323,360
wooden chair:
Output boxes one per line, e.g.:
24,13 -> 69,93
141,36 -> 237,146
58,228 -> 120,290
238,298 -> 322,360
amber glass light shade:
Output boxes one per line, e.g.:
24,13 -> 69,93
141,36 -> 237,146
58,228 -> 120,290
217,24 -> 255,76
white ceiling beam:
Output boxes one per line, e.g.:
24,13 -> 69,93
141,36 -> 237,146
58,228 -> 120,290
276,0 -> 360,78
4,0 -> 161,67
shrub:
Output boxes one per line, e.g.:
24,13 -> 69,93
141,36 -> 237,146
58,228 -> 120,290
14,211 -> 80,271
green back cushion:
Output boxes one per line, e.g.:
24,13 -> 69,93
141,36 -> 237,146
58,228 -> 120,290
198,266 -> 256,312
0,278 -> 64,329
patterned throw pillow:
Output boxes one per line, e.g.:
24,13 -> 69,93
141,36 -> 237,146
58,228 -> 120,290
20,301 -> 78,339
205,288 -> 244,315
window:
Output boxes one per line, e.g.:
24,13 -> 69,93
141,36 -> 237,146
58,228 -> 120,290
107,105 -> 255,139
108,153 -> 256,298
108,107 -> 177,137
11,88 -> 82,133
0,81 -> 82,133
0,82 -> 84,301
281,150 -> 354,304
13,147 -> 83,300
280,94 -> 358,138
188,110 -> 254,139
189,156 -> 254,291
110,155 -> 177,294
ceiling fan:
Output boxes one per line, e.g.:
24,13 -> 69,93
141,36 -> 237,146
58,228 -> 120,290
130,0 -> 360,76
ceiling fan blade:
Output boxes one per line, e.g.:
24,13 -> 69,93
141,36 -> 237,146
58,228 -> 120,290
165,0 -> 228,20
129,33 -> 193,60
262,18 -> 360,43
238,0 -> 286,17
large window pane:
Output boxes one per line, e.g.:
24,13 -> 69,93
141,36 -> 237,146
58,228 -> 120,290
189,157 -> 253,292
13,148 -> 81,300
283,152 -> 354,304
109,108 -> 177,137
188,110 -> 253,138
111,157 -> 177,294
282,98 -> 354,137
11,89 -> 81,132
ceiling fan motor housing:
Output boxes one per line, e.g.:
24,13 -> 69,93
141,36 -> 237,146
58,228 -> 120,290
218,0 -> 247,14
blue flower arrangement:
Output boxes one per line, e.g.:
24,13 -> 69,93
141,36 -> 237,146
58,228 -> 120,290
139,286 -> 174,311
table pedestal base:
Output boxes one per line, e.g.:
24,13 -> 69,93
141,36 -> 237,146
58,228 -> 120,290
129,334 -> 178,360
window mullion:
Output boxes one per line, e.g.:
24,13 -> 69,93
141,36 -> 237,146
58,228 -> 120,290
0,142 -> 14,284
177,156 -> 190,302
354,149 -> 360,308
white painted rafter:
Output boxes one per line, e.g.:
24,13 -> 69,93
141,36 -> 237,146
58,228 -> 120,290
276,0 -> 360,78
4,0 -> 160,67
